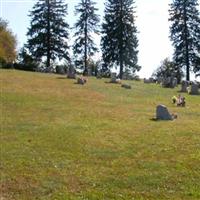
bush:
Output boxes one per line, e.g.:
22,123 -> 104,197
15,47 -> 38,71
152,58 -> 183,84
13,63 -> 37,71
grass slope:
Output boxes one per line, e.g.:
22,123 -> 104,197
1,69 -> 200,200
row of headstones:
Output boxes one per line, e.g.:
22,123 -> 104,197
162,77 -> 178,88
144,77 -> 178,88
180,81 -> 199,95
67,67 -> 137,81
144,76 -> 179,88
109,73 -> 132,89
67,69 -> 130,87
143,76 -> 199,95
67,68 -> 199,94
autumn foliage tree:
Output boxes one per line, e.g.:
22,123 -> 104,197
0,18 -> 17,66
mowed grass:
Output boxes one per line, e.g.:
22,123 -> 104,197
0,69 -> 200,200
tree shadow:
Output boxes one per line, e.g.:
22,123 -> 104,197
56,76 -> 67,80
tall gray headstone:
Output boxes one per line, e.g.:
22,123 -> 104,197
189,82 -> 199,95
180,81 -> 189,92
110,72 -> 117,83
156,105 -> 173,120
67,65 -> 76,79
172,77 -> 178,88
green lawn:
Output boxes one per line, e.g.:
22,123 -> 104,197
1,69 -> 200,200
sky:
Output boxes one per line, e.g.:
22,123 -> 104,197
0,0 -> 198,79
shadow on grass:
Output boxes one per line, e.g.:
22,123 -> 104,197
73,82 -> 85,85
56,76 -> 67,80
150,117 -> 158,121
149,117 -> 176,122
104,81 -> 121,84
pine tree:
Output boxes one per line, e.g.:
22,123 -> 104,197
169,0 -> 200,81
73,0 -> 100,75
26,0 -> 70,69
101,0 -> 140,79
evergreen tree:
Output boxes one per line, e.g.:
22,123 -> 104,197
169,0 -> 200,81
26,0 -> 70,69
101,0 -> 140,79
73,0 -> 100,75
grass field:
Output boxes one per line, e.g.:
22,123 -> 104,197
1,69 -> 200,200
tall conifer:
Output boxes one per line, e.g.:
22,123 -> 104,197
169,0 -> 200,80
73,0 -> 100,75
26,0 -> 70,69
101,0 -> 140,79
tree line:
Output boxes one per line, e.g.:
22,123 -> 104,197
0,0 -> 200,81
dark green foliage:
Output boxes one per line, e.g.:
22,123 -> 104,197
55,64 -> 68,74
15,47 -> 38,71
73,0 -> 100,75
26,0 -> 70,69
169,0 -> 200,81
101,0 -> 140,79
152,58 -> 183,84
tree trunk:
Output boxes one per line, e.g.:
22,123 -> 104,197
83,0 -> 88,76
119,0 -> 123,79
46,0 -> 51,69
183,0 -> 190,81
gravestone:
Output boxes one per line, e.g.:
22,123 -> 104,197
67,65 -> 76,79
77,76 -> 87,85
87,67 -> 92,76
121,83 -> 131,89
180,81 -> 189,92
110,72 -> 118,83
162,77 -> 177,88
157,77 -> 163,84
96,72 -> 102,79
156,105 -> 173,120
144,78 -> 152,83
189,82 -> 199,95
162,77 -> 171,88
172,77 -> 177,88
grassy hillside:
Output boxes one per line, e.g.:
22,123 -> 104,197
1,69 -> 200,200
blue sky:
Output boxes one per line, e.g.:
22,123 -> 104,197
1,0 -> 198,79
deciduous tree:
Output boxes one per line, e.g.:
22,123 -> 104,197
0,18 -> 17,65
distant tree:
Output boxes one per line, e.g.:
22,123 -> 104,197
0,18 -> 17,66
26,0 -> 70,70
169,0 -> 200,81
152,58 -> 183,84
73,0 -> 100,75
15,47 -> 38,71
101,0 -> 140,79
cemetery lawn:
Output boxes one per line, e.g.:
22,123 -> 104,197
1,69 -> 200,200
